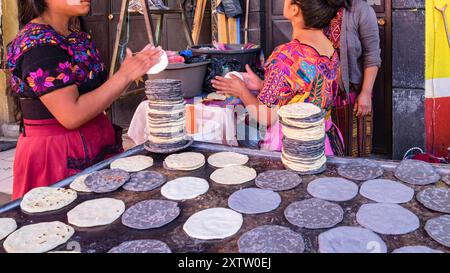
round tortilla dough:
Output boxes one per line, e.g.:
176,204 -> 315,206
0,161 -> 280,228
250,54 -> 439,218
307,177 -> 359,202
238,225 -> 305,253
425,215 -> 450,248
84,169 -> 130,193
225,71 -> 244,81
211,166 -> 257,185
164,152 -> 205,171
110,155 -> 154,172
255,170 -> 302,191
183,208 -> 243,240
161,177 -> 209,200
337,159 -> 384,181
228,188 -> 281,214
20,187 -> 77,214
123,171 -> 167,192
392,246 -> 443,253
207,152 -> 249,168
70,174 -> 93,193
318,226 -> 387,253
147,51 -> 168,75
395,159 -> 440,185
356,203 -> 419,235
417,187 -> 450,213
3,221 -> 74,253
278,103 -> 322,119
0,218 -> 17,241
67,198 -> 125,228
121,200 -> 180,229
284,198 -> 344,229
108,240 -> 171,253
360,179 -> 414,204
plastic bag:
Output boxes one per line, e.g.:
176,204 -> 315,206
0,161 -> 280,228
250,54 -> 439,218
204,58 -> 241,93
220,0 -> 243,18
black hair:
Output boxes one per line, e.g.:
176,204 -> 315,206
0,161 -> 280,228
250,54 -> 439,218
292,0 -> 352,29
18,0 -> 47,27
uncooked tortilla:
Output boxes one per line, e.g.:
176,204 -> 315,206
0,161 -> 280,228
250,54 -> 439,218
360,179 -> 414,204
228,188 -> 281,214
0,218 -> 17,241
123,171 -> 166,192
238,225 -> 305,253
210,166 -> 257,185
425,215 -> 450,248
20,187 -> 77,214
206,92 -> 227,101
356,203 -> 419,235
110,155 -> 154,172
122,200 -> 180,229
108,240 -> 172,253
255,170 -> 302,191
392,246 -> 443,253
67,198 -> 125,228
307,177 -> 359,202
84,169 -> 130,193
318,226 -> 387,253
3,221 -> 74,253
69,174 -> 93,193
207,152 -> 249,168
395,159 -> 440,185
161,177 -> 209,200
164,152 -> 205,171
417,187 -> 450,213
337,159 -> 384,181
183,208 -> 243,240
147,51 -> 168,75
284,198 -> 343,229
278,103 -> 322,119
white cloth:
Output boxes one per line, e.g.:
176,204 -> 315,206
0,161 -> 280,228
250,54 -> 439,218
127,101 -> 239,146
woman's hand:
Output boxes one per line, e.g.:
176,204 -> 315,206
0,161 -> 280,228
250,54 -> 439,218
117,44 -> 163,83
354,90 -> 373,117
211,74 -> 249,98
241,64 -> 264,91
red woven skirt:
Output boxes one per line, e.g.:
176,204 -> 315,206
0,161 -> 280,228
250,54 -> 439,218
12,114 -> 123,200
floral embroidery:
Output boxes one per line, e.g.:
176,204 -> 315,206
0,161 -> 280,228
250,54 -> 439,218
7,23 -> 107,97
258,40 -> 340,111
27,68 -> 55,94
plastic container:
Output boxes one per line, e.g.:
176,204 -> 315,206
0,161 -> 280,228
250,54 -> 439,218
189,44 -> 261,72
147,61 -> 210,98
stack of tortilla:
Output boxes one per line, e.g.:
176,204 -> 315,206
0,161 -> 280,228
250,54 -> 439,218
145,79 -> 188,151
278,103 -> 327,174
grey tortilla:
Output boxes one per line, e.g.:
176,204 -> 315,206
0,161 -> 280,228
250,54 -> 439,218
425,215 -> 450,248
122,200 -> 180,230
337,159 -> 384,181
356,203 -> 419,235
392,246 -> 443,253
360,179 -> 414,204
395,159 -> 440,185
108,240 -> 172,253
307,177 -> 359,202
318,226 -> 387,253
284,198 -> 344,229
228,188 -> 281,214
123,171 -> 166,192
417,187 -> 450,213
238,225 -> 305,253
85,169 -> 130,193
255,170 -> 302,191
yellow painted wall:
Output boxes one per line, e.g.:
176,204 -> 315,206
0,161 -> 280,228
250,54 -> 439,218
0,0 -> 18,124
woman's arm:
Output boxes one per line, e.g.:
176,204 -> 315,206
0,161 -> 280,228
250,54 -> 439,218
212,75 -> 278,127
355,66 -> 378,117
40,46 -> 162,130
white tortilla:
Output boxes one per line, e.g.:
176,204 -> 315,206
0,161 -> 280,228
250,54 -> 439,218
183,208 -> 243,240
278,103 -> 322,119
206,92 -> 228,101
0,218 -> 17,241
147,51 -> 168,75
69,174 -> 93,193
207,152 -> 249,168
161,177 -> 209,200
224,71 -> 244,81
20,187 -> 77,214
110,155 -> 154,172
164,152 -> 205,171
359,179 -> 414,204
210,166 -> 257,185
67,198 -> 125,228
3,221 -> 74,253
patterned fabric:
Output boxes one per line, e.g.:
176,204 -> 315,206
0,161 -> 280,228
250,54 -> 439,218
7,23 -> 107,98
258,40 -> 340,113
324,8 -> 344,55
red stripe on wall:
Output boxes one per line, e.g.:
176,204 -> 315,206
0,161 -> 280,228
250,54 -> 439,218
425,97 -> 450,157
